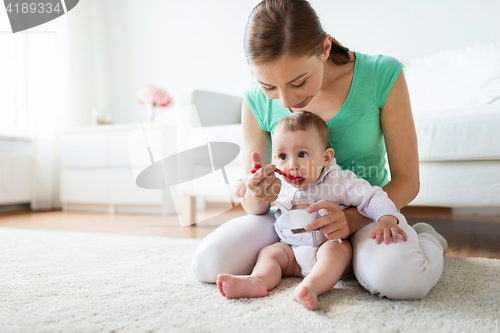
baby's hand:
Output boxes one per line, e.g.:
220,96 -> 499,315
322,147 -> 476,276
231,180 -> 247,198
368,215 -> 408,244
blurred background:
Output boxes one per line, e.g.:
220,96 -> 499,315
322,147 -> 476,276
0,0 -> 499,216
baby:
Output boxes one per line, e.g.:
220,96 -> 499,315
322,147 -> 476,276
217,111 -> 407,311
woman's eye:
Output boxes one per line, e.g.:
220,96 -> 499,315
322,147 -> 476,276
292,80 -> 306,89
262,85 -> 276,92
298,152 -> 307,158
279,154 -> 287,160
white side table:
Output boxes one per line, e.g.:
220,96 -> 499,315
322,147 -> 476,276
60,123 -> 177,215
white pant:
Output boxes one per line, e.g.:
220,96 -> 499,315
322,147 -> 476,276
191,211 -> 444,300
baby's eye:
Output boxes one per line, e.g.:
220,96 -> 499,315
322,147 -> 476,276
279,154 -> 287,160
298,152 -> 307,158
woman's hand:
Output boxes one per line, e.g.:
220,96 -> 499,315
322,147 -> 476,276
245,152 -> 281,203
368,215 -> 408,244
304,200 -> 351,240
231,180 -> 247,198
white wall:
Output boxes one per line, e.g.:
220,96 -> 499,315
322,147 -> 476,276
77,0 -> 500,125
314,0 -> 500,60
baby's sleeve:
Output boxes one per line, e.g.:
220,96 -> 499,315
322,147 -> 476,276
337,170 -> 399,223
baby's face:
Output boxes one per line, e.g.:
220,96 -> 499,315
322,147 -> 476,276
273,128 -> 332,190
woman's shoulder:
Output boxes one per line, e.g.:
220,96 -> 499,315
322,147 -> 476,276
243,84 -> 288,133
357,52 -> 403,73
355,52 -> 404,107
244,84 -> 266,108
244,83 -> 263,98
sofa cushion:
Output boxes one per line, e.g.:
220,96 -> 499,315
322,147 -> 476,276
404,41 -> 500,112
468,59 -> 500,106
414,104 -> 500,162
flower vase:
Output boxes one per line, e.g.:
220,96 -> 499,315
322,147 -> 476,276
147,104 -> 156,122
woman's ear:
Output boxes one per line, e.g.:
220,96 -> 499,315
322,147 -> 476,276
322,35 -> 332,61
323,148 -> 334,165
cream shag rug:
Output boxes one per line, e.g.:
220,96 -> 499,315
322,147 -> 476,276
1,227 -> 499,333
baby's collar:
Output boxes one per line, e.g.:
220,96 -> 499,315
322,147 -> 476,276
312,158 -> 338,185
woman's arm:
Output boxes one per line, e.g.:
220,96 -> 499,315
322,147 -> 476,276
380,70 -> 420,208
241,100 -> 273,172
305,70 -> 419,238
240,100 -> 275,215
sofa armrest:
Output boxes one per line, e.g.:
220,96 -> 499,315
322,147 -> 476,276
174,89 -> 242,153
191,90 -> 242,127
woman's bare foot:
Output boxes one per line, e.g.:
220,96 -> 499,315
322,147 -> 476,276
293,284 -> 318,311
216,274 -> 268,299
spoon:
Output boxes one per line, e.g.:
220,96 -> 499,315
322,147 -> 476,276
250,165 -> 305,183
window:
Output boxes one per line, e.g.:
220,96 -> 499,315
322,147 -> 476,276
0,17 -> 58,136
0,34 -> 21,134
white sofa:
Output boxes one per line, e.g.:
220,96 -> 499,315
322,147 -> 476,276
179,41 -> 500,221
404,41 -> 500,211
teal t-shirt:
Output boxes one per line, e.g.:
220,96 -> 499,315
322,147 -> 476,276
243,51 -> 403,188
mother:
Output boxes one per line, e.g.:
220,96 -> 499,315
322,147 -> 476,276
192,0 -> 446,299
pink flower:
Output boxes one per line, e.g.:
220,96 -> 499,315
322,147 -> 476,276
137,85 -> 172,107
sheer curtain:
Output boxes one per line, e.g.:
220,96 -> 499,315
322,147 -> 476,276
28,24 -> 67,210
17,20 -> 71,210
0,3 -> 102,210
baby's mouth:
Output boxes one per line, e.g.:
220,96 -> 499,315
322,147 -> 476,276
291,177 -> 305,186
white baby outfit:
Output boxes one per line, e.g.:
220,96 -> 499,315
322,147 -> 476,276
270,159 -> 400,276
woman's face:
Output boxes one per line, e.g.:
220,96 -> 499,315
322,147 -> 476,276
252,54 -> 325,109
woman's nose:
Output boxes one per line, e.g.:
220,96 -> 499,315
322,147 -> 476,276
279,91 -> 295,108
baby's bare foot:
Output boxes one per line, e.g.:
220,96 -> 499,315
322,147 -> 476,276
216,274 -> 267,299
293,284 -> 318,311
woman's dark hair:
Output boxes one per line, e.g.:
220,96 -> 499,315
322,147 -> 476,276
244,0 -> 350,66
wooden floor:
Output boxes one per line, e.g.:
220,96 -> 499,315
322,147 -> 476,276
1,205 -> 499,259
